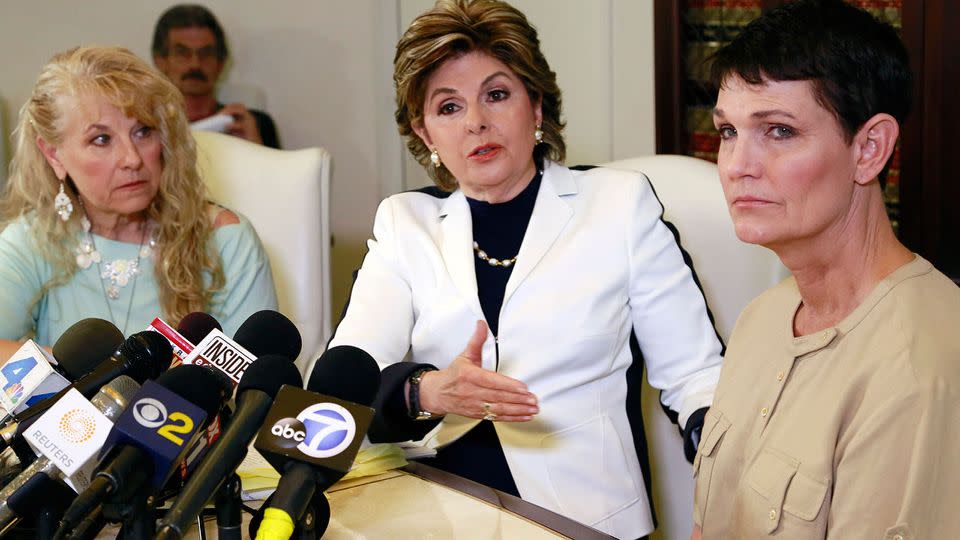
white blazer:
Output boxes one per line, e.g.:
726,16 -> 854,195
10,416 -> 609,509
329,161 -> 722,539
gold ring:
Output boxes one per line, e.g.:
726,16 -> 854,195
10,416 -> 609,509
482,402 -> 496,421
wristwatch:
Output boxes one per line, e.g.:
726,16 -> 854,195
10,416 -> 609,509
408,366 -> 439,420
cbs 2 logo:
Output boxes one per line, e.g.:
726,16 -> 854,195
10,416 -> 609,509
132,398 -> 195,446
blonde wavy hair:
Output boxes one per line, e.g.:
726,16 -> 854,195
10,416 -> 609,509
1,46 -> 224,327
394,0 -> 565,191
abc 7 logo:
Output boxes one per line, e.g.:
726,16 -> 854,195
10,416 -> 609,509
270,403 -> 356,459
132,397 -> 168,428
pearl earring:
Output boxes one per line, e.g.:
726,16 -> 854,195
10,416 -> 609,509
534,125 -> 543,144
54,181 -> 73,221
430,148 -> 441,168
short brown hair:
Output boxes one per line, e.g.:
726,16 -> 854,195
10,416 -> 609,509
394,0 -> 565,191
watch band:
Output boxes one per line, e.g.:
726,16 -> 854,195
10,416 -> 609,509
408,366 -> 439,420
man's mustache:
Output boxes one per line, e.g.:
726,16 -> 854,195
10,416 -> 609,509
181,70 -> 208,82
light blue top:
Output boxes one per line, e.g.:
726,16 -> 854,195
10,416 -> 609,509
0,214 -> 278,345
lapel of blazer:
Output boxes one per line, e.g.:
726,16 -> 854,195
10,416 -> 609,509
438,190 -> 483,319
503,162 -> 576,306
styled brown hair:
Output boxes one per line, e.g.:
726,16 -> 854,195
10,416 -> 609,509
394,0 -> 565,191
3,46 -> 224,327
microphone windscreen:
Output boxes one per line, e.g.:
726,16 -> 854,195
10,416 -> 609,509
156,365 -> 232,420
52,318 -> 123,380
307,346 -> 380,407
237,355 -> 302,398
176,312 -> 222,345
233,310 -> 302,362
120,331 -> 175,382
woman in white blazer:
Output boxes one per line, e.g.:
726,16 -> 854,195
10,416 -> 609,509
327,1 -> 723,538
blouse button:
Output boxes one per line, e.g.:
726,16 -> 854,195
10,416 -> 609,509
768,508 -> 777,521
760,407 -> 768,418
776,372 -> 784,382
893,535 -> 904,540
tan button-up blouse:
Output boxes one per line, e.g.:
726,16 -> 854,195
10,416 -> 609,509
694,257 -> 960,539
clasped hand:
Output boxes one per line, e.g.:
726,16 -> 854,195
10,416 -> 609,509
419,321 -> 539,422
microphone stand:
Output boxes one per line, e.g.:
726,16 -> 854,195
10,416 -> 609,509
214,473 -> 243,540
102,494 -> 154,540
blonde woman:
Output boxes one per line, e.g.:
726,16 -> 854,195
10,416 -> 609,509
0,46 -> 277,357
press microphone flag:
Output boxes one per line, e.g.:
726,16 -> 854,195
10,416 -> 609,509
0,376 -> 139,530
0,341 -> 70,418
21,388 -> 114,493
254,385 -> 374,482
147,318 -> 195,367
98,379 -> 208,490
182,328 -> 255,386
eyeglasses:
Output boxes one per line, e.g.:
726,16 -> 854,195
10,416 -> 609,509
168,44 -> 220,63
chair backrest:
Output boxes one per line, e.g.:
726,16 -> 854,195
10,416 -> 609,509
193,130 -> 332,374
604,154 -> 788,340
602,154 -> 789,540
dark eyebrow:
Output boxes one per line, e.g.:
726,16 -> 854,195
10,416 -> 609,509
427,71 -> 513,102
712,107 -> 798,120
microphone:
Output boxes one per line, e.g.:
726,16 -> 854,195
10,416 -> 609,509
234,310 -> 302,362
1,319 -> 121,428
2,331 -> 173,460
0,376 -> 140,531
177,312 -> 222,346
0,341 -> 71,425
55,365 -> 232,537
156,355 -> 303,540
249,490 -> 330,540
251,346 -> 380,539
51,319 -> 125,381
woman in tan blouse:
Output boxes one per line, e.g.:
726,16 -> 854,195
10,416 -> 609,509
692,1 -> 960,538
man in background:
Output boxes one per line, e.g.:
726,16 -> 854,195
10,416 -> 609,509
152,4 -> 280,148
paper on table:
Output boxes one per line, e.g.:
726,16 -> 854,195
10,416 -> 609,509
237,444 -> 410,500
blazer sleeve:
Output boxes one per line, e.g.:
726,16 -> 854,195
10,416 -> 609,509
626,172 -> 723,428
328,197 -> 442,441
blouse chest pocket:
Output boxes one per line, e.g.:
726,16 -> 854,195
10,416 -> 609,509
745,449 -> 830,535
693,408 -> 731,519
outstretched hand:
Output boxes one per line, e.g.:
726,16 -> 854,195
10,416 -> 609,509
419,321 -> 539,422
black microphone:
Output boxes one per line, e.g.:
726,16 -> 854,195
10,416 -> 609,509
234,310 -> 302,362
155,355 -> 303,540
0,319 -> 122,430
52,318 -> 124,381
250,346 -> 380,539
2,331 -> 173,460
55,365 -> 232,537
0,376 -> 141,532
176,312 -> 222,346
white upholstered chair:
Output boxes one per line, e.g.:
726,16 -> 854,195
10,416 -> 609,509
192,130 -> 332,375
602,154 -> 789,540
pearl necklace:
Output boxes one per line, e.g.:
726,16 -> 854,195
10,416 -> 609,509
75,215 -> 156,334
473,241 -> 517,268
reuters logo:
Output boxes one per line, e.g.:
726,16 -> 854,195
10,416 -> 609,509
58,408 -> 97,443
